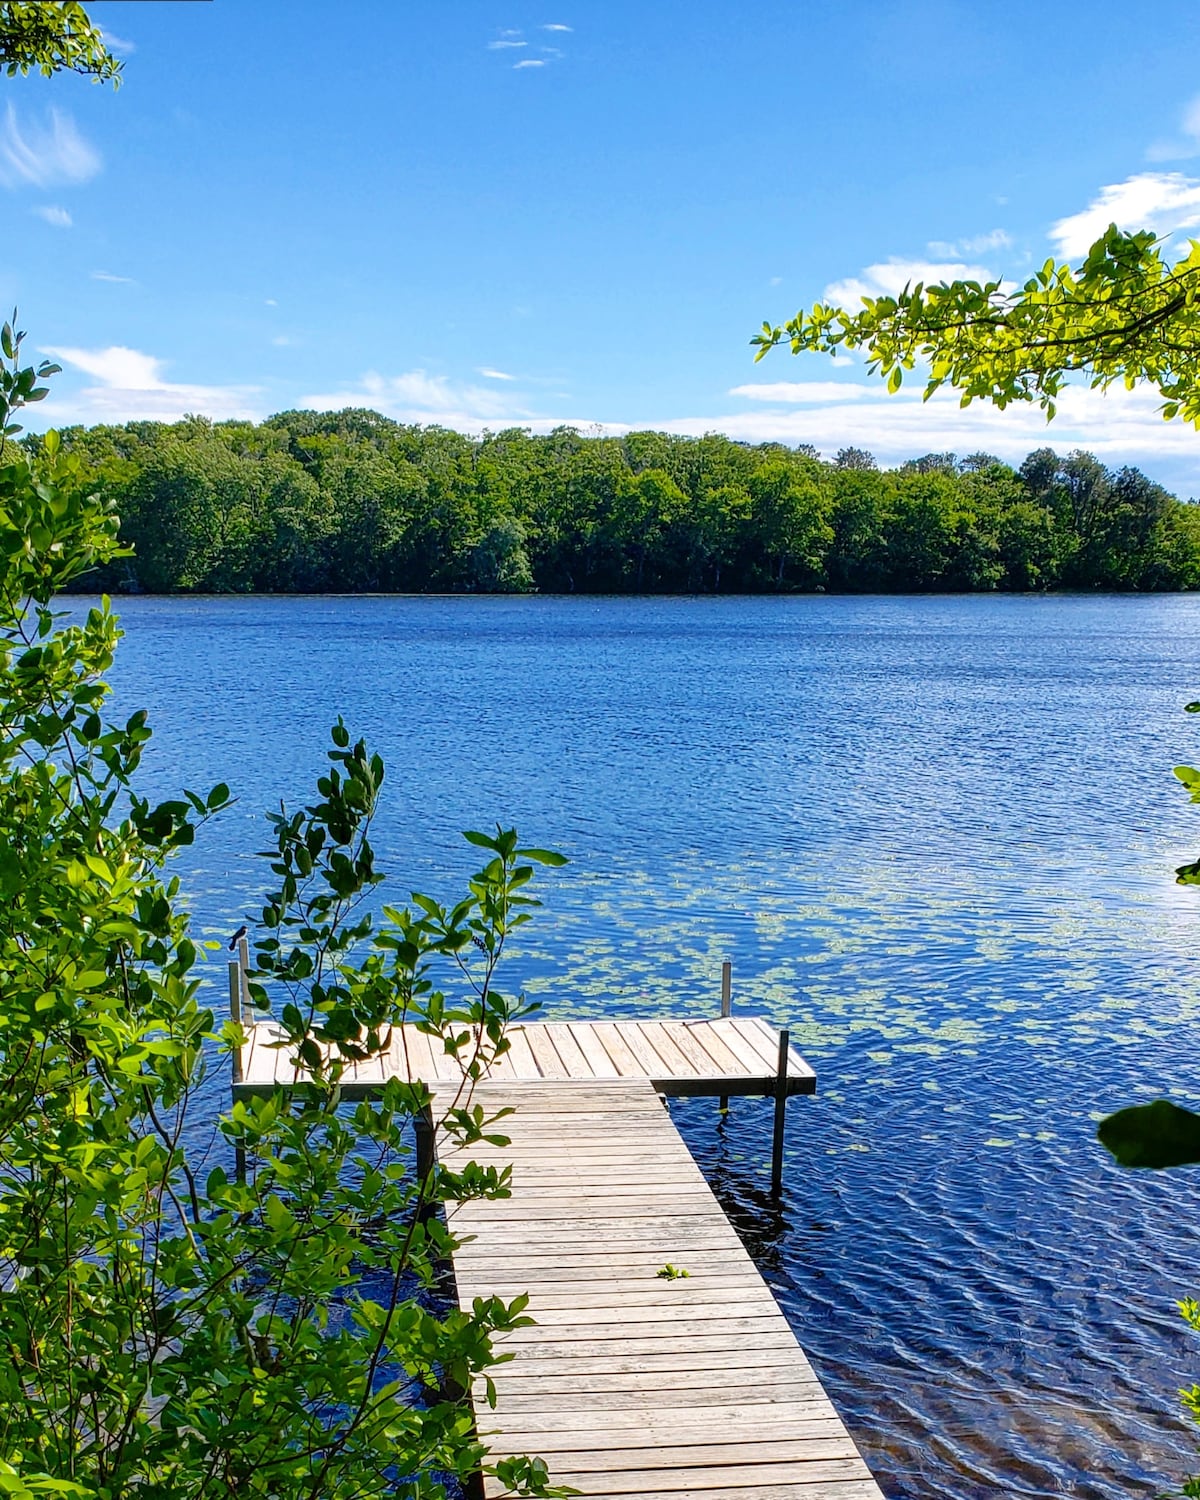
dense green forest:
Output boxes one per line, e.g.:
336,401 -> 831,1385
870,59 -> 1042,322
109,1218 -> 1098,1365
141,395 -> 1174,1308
37,410 -> 1200,593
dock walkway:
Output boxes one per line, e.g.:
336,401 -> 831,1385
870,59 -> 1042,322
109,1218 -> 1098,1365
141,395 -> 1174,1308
443,1080 -> 883,1499
234,1005 -> 882,1497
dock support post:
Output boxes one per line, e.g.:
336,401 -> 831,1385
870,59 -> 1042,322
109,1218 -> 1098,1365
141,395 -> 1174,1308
719,959 -> 732,1112
228,959 -> 247,1186
415,1104 -> 436,1190
238,934 -> 253,1016
771,1028 -> 790,1197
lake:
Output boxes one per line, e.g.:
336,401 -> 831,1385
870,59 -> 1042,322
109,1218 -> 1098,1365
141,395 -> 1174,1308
92,591 -> 1200,1500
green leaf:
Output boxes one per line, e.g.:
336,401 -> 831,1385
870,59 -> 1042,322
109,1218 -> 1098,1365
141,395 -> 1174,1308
516,847 -> 568,866
462,829 -> 498,850
1097,1098 -> 1200,1168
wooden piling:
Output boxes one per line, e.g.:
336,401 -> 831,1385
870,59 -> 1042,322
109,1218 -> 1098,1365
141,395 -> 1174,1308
237,934 -> 252,1016
415,1105 -> 435,1182
718,960 -> 732,1111
228,959 -> 246,1183
771,1027 -> 790,1197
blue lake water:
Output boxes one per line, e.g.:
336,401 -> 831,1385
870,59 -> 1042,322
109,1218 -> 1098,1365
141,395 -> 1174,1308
90,591 -> 1200,1499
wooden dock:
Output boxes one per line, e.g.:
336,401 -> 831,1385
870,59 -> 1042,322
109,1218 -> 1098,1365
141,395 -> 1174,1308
443,1080 -> 884,1499
235,1002 -> 882,1498
236,1016 -> 817,1100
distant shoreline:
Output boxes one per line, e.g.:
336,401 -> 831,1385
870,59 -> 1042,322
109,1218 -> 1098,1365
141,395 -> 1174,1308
63,586 -> 1200,600
47,416 -> 1197,596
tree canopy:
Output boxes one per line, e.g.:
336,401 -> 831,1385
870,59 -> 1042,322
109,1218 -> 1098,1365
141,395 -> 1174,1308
40,416 -> 1200,595
0,1 -> 121,82
753,225 -> 1200,426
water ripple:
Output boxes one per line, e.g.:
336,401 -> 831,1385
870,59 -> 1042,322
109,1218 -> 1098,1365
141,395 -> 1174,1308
83,592 -> 1200,1500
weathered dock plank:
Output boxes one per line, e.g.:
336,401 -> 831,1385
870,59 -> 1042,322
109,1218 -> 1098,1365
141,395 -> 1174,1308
441,1080 -> 883,1500
235,1017 -> 816,1099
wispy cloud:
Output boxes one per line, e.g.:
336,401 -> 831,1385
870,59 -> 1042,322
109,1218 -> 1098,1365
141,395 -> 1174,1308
1147,96 -> 1200,162
91,270 -> 135,284
43,345 -> 262,423
495,24 -> 567,65
1050,172 -> 1200,258
301,370 -> 536,429
825,258 -> 996,305
0,105 -> 100,189
98,27 -> 136,57
926,228 -> 1011,257
33,204 -> 71,228
478,367 -> 516,381
730,380 -> 892,404
264,297 -> 278,307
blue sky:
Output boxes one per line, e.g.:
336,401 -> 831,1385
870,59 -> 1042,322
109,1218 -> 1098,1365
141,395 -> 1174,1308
6,0 -> 1200,493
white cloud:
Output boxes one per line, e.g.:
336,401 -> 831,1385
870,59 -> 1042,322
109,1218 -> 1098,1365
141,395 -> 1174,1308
98,28 -> 136,56
1050,172 -> 1200,257
264,297 -> 278,307
1147,95 -> 1200,162
488,39 -> 526,48
43,345 -> 262,423
91,270 -> 134,284
271,335 -> 291,347
729,380 -> 891,404
478,367 -> 516,380
0,105 -> 100,189
926,229 -> 1011,257
301,370 -> 536,428
825,258 -> 995,305
33,205 -> 71,228
514,58 -> 546,68
543,22 -> 573,30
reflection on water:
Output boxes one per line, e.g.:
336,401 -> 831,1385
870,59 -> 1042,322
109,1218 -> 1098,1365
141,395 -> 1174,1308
93,592 -> 1200,1500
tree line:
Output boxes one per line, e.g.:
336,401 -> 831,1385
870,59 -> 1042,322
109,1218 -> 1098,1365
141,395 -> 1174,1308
38,410 -> 1200,593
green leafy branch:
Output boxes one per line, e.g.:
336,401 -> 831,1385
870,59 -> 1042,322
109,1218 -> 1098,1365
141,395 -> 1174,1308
753,226 -> 1200,426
